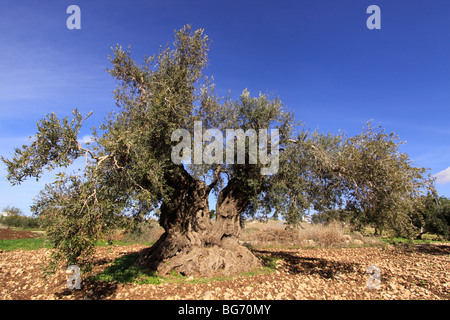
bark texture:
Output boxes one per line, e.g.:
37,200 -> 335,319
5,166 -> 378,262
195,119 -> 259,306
136,169 -> 261,277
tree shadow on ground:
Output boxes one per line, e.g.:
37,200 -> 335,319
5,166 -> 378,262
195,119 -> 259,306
56,279 -> 119,300
55,251 -> 156,300
409,243 -> 450,256
253,249 -> 359,279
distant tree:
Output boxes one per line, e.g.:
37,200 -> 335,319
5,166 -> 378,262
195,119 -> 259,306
311,209 -> 351,225
0,206 -> 42,229
411,193 -> 450,240
1,206 -> 23,216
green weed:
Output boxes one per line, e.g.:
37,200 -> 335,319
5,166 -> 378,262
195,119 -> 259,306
0,238 -> 49,251
90,253 -> 163,285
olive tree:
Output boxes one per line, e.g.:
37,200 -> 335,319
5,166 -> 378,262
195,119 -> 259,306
308,122 -> 433,235
2,26 -> 299,276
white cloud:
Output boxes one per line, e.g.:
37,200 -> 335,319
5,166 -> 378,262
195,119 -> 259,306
434,167 -> 450,185
78,135 -> 93,145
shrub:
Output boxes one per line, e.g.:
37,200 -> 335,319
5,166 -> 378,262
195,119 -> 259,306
297,221 -> 345,246
0,215 -> 42,229
241,221 -> 349,247
122,219 -> 164,244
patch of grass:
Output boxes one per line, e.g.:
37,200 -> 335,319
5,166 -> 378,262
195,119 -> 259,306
259,255 -> 280,269
90,253 -> 163,285
91,252 -> 278,286
0,237 -> 49,251
381,236 -> 441,245
0,237 -> 154,252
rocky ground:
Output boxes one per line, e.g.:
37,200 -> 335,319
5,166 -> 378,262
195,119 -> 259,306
0,227 -> 39,240
1,240 -> 449,300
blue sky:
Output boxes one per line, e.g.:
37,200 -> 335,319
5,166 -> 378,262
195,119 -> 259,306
1,0 -> 449,216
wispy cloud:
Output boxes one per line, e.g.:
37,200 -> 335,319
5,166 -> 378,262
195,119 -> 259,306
434,167 -> 450,185
0,42 -> 107,102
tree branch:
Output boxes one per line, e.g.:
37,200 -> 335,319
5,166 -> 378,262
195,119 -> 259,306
207,165 -> 222,192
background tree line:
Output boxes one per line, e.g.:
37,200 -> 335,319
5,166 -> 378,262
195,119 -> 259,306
0,206 -> 42,229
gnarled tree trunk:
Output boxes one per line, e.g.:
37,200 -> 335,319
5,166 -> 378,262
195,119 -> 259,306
136,169 -> 261,277
207,178 -> 248,247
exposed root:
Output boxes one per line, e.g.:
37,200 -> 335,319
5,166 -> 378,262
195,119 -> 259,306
136,232 -> 261,277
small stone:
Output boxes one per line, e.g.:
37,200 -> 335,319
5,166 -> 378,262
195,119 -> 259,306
276,292 -> 285,300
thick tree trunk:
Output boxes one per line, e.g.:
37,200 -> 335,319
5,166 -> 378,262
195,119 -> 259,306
207,178 -> 248,247
136,170 -> 261,277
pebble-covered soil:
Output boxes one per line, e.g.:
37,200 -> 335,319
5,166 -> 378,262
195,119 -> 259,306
1,241 -> 449,300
